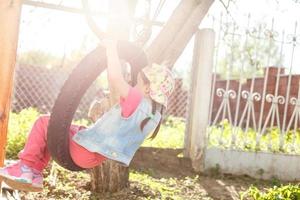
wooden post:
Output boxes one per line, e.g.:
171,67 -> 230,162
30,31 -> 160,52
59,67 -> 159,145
0,0 -> 22,166
184,29 -> 215,171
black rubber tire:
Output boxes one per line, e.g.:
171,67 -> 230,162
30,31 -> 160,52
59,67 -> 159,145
47,41 -> 148,171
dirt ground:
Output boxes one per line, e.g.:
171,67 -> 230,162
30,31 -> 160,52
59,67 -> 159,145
14,148 -> 278,200
16,167 -> 273,200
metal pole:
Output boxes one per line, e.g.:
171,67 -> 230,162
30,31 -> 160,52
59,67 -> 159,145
185,29 -> 215,171
0,0 -> 22,166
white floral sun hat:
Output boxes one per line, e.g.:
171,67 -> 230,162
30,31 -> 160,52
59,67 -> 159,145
142,63 -> 175,108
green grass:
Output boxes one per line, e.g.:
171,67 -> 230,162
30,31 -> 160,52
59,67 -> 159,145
130,170 -> 182,199
129,170 -> 208,200
6,108 -> 91,159
241,184 -> 300,200
7,108 -> 40,159
142,116 -> 185,149
209,119 -> 300,154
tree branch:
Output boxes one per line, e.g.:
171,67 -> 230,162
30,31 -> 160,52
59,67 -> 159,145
157,0 -> 215,67
146,0 -> 199,64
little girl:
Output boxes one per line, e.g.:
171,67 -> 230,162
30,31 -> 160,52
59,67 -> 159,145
0,40 -> 175,192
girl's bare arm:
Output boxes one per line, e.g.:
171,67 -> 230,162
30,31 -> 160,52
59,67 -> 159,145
105,40 -> 130,98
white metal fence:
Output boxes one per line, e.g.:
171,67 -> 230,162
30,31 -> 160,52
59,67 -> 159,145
195,13 -> 300,180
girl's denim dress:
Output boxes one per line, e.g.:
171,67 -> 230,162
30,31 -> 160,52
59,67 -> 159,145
72,98 -> 161,166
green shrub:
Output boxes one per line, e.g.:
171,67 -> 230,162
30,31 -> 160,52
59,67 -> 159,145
241,184 -> 300,200
6,108 -> 40,159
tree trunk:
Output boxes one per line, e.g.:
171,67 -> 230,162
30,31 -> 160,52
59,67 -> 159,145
161,0 -> 215,67
146,0 -> 200,64
91,160 -> 129,192
146,0 -> 214,67
90,0 -> 131,193
88,96 -> 128,193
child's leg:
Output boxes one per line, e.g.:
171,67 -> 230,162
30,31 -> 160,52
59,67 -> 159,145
0,115 -> 54,192
0,115 -> 86,192
18,115 -> 52,172
0,116 -> 51,192
0,114 -> 105,192
18,114 -> 105,170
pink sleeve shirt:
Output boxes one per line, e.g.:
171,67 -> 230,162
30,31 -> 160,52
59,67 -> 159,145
120,86 -> 143,117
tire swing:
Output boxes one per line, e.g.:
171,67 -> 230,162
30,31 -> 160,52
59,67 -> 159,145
47,41 -> 148,171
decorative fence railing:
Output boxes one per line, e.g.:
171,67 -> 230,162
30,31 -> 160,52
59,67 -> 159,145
209,67 -> 300,155
190,13 -> 300,181
211,66 -> 300,130
206,13 -> 300,156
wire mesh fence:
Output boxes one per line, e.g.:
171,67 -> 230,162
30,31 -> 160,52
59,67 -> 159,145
12,65 -> 102,119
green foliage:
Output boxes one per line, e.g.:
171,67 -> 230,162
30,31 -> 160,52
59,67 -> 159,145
6,108 -> 40,159
217,23 -> 282,79
18,49 -> 89,69
142,116 -> 185,148
18,50 -> 63,68
241,184 -> 300,200
270,177 -> 282,187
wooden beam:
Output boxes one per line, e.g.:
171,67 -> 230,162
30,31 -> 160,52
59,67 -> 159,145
0,0 -> 23,166
161,0 -> 215,67
146,0 -> 199,64
146,0 -> 214,67
22,0 -> 164,27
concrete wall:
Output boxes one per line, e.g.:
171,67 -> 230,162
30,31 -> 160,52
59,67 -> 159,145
205,147 -> 300,181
